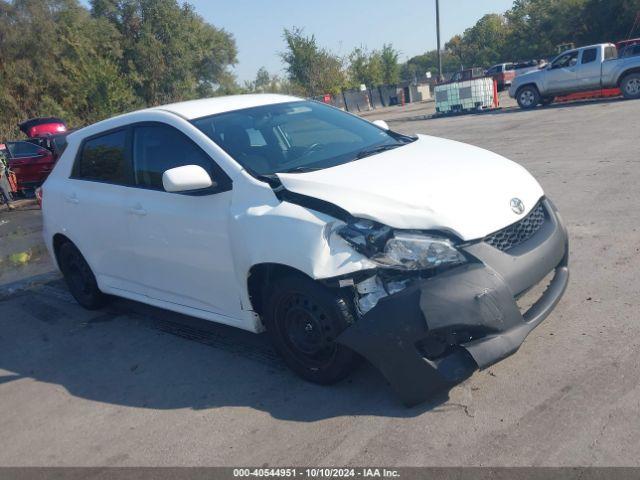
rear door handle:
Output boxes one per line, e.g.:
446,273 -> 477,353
65,194 -> 79,204
128,205 -> 147,216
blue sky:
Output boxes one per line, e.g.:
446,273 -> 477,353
82,0 -> 516,82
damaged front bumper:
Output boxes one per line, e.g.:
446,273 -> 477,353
336,198 -> 569,406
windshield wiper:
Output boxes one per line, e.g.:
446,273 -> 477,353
279,165 -> 325,174
355,143 -> 404,159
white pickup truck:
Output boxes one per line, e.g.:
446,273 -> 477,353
509,43 -> 640,108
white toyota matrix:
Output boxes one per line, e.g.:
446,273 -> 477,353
42,95 -> 569,405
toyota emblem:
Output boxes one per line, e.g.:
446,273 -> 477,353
510,198 -> 525,215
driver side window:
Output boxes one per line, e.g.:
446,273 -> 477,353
552,51 -> 578,69
132,124 -> 230,193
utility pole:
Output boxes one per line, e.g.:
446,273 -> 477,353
435,0 -> 443,82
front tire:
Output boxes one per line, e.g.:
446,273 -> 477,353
540,96 -> 555,106
58,242 -> 107,310
516,85 -> 540,109
264,273 -> 358,384
621,73 -> 640,99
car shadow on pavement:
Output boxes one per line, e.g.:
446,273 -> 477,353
0,278 -> 456,421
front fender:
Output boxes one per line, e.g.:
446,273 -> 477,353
227,180 -> 376,324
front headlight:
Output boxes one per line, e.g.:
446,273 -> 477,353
337,220 -> 466,271
374,232 -> 466,270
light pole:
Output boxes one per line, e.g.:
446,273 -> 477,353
435,0 -> 442,82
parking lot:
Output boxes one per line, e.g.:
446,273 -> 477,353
1,96 -> 640,466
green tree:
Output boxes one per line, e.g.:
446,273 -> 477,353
0,0 -> 238,138
280,27 -> 345,96
504,0 -> 589,60
90,0 -> 238,104
348,47 -> 382,88
380,43 -> 401,85
402,50 -> 461,81
577,0 -> 640,46
0,0 -> 136,137
456,13 -> 511,66
254,67 -> 271,92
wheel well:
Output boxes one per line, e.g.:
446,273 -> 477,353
516,83 -> 539,96
247,263 -> 312,316
52,233 -> 73,266
618,68 -> 640,85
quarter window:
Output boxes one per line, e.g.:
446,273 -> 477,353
581,48 -> 597,64
604,46 -> 618,60
78,130 -> 129,184
133,124 -> 216,191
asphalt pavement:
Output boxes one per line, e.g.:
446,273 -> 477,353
1,96 -> 639,466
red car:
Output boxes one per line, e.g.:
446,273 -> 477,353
18,117 -> 67,138
5,140 -> 56,195
3,117 -> 68,195
485,63 -> 516,91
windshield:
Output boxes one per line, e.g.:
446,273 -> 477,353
191,100 -> 414,176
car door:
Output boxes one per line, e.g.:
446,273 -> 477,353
574,47 -> 601,90
126,122 -> 240,320
6,141 -> 54,190
543,51 -> 579,93
65,128 -> 143,294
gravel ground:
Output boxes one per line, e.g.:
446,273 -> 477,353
1,96 -> 639,467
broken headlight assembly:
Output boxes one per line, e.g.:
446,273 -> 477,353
337,219 -> 467,271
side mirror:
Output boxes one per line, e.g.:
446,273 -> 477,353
372,119 -> 390,131
162,165 -> 214,193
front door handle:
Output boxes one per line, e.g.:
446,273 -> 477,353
128,205 -> 147,216
65,193 -> 79,204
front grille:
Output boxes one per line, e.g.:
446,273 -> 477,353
485,202 -> 546,252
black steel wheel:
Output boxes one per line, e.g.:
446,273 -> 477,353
58,242 -> 107,310
264,273 -> 357,384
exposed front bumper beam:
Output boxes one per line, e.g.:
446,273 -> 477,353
337,199 -> 569,406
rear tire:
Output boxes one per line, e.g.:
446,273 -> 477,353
263,273 -> 358,384
516,85 -> 540,109
58,242 -> 107,310
621,73 -> 640,99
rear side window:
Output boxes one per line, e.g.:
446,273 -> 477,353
132,124 -> 220,191
7,141 -> 43,159
581,48 -> 597,64
622,45 -> 640,57
604,46 -> 618,60
77,130 -> 129,184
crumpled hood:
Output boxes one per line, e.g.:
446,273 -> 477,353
277,134 -> 544,241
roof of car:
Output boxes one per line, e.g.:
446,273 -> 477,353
67,94 -> 304,142
576,43 -> 615,50
149,93 -> 302,120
